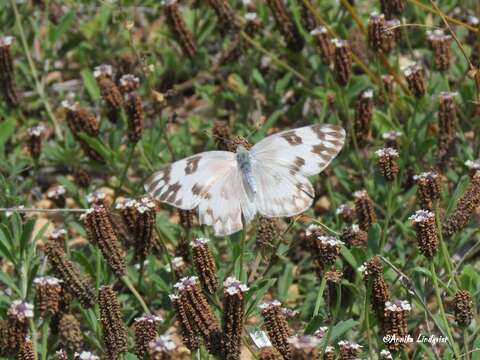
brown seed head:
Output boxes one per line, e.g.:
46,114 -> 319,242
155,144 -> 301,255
259,346 -> 283,360
45,242 -> 95,308
99,285 -> 128,359
403,63 -> 426,98
221,277 -> 249,360
58,314 -> 83,352
381,75 -> 396,102
260,300 -> 292,359
82,205 -> 127,277
311,27 -> 334,65
169,293 -> 201,351
34,276 -> 63,316
163,1 -> 198,59
376,147 -> 399,181
338,341 -> 363,360
256,216 -> 278,250
72,168 -> 91,189
298,0 -> 317,32
173,276 -> 221,355
354,89 -> 374,146
134,314 -> 163,358
341,224 -> 368,247
0,36 -> 20,107
452,289 -> 473,326
191,238 -> 218,294
125,92 -> 144,143
380,0 -> 405,19
414,171 -> 441,210
18,337 -> 35,360
354,190 -> 377,231
443,171 -> 480,237
266,0 -> 304,52
427,30 -> 452,72
409,210 -> 438,257
332,39 -> 352,86
119,74 -> 140,93
382,130 -> 401,150
62,100 -> 103,162
27,124 -> 46,159
436,91 -> 457,167
207,0 -> 239,34
382,300 -> 411,351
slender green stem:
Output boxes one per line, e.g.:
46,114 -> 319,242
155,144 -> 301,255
464,329 -> 470,360
434,205 -> 458,291
40,319 -> 49,360
238,229 -> 247,282
29,319 -> 39,360
10,0 -> 62,139
361,280 -> 374,359
430,262 -> 461,358
240,32 -> 306,82
116,143 -> 136,197
380,181 -> 395,252
121,275 -> 151,314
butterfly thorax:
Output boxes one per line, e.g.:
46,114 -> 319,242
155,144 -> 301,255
236,146 -> 257,201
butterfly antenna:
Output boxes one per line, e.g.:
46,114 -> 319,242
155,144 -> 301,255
202,129 -> 234,146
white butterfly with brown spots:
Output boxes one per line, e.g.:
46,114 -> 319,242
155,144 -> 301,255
145,124 -> 345,236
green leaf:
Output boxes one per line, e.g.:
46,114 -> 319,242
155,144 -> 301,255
277,263 -> 294,301
49,11 -> 75,43
81,69 -> 101,100
0,117 -> 16,150
77,133 -> 110,161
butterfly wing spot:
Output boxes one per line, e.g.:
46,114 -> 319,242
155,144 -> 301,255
159,182 -> 181,203
185,156 -> 201,174
290,156 -> 306,175
191,183 -> 212,200
312,144 -> 340,157
281,131 -> 303,145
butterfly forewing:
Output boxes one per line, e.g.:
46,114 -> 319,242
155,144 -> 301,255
145,151 -> 255,236
145,151 -> 237,210
251,124 -> 346,177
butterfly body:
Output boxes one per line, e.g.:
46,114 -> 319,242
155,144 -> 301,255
146,124 -> 345,236
236,145 -> 257,201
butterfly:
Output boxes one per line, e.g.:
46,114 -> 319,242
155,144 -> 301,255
145,124 -> 345,236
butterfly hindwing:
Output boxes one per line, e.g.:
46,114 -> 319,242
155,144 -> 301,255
253,161 -> 314,217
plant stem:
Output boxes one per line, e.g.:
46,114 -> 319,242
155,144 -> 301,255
41,319 -> 49,360
238,229 -> 247,282
464,329 -> 470,360
364,283 -> 374,360
121,275 -> 151,314
116,143 -> 136,197
29,319 -> 39,360
429,262 -> 461,358
10,0 -> 62,139
434,205 -> 458,290
240,32 -> 306,82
